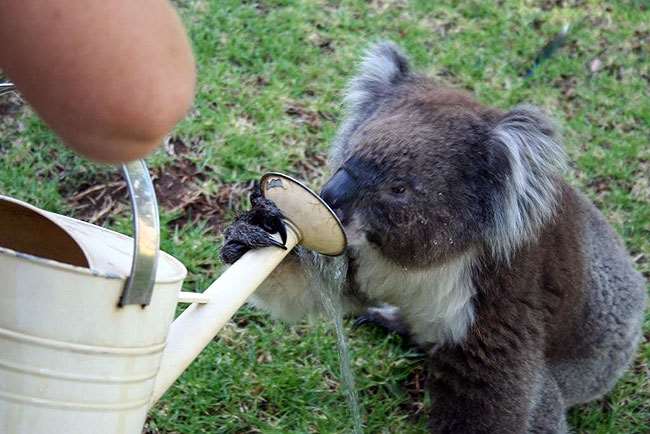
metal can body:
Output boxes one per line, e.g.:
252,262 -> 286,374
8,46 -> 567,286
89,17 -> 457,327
0,197 -> 186,434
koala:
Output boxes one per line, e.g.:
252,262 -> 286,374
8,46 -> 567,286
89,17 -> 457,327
220,42 -> 647,434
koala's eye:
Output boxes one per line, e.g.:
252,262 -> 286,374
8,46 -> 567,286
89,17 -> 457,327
391,185 -> 406,194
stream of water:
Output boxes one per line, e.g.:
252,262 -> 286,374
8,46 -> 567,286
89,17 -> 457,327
300,251 -> 363,434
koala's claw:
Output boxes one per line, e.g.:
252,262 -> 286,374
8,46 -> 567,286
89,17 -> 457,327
352,315 -> 373,328
248,196 -> 287,245
353,306 -> 411,339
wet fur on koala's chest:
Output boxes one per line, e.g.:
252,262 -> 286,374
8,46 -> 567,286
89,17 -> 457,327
347,242 -> 477,345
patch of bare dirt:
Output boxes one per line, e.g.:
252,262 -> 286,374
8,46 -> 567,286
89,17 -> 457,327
66,177 -> 129,225
254,75 -> 270,87
585,176 -> 611,197
64,137 -> 243,229
285,101 -> 325,133
400,364 -> 428,421
154,154 -> 232,229
295,149 -> 327,177
554,74 -> 579,101
539,0 -> 587,11
306,32 -> 335,54
63,136 -> 329,231
66,163 -> 253,231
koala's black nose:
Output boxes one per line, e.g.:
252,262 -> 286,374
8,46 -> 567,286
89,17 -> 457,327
320,169 -> 357,223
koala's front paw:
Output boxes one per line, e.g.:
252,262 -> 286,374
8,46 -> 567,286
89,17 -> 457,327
353,305 -> 411,338
220,187 -> 288,264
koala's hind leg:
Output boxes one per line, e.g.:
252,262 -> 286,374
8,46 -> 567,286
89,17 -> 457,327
528,368 -> 568,434
550,199 -> 646,407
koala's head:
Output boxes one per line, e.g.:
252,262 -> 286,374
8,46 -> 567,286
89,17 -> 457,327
321,42 -> 565,268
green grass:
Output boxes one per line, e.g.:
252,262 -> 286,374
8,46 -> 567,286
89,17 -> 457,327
1,0 -> 649,432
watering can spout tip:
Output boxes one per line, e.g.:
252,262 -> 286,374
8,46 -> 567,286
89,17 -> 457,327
260,172 -> 347,256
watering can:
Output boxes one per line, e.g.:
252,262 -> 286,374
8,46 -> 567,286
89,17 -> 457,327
0,159 -> 346,433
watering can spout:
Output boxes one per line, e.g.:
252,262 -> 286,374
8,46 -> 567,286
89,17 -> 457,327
151,172 -> 347,403
0,171 -> 345,434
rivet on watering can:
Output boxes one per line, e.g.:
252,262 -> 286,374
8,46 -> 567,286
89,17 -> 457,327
267,178 -> 285,190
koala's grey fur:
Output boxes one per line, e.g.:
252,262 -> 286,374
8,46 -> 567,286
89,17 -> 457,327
221,42 -> 647,434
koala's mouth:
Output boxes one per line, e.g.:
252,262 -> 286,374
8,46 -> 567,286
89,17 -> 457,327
330,207 -> 348,225
342,215 -> 380,248
365,231 -> 383,247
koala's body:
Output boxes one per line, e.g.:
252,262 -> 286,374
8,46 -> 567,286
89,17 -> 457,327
221,43 -> 646,434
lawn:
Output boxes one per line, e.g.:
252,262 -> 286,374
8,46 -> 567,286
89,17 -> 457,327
1,0 -> 648,433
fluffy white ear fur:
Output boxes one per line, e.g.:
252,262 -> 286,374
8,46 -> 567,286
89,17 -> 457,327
343,41 -> 410,112
489,105 -> 567,261
330,41 -> 410,168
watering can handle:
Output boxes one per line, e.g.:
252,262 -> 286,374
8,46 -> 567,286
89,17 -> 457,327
118,160 -> 160,306
1,81 -> 160,306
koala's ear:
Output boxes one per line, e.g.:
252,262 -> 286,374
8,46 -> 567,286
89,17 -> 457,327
487,105 -> 567,260
330,42 -> 411,169
344,41 -> 411,112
